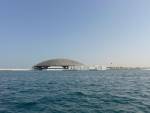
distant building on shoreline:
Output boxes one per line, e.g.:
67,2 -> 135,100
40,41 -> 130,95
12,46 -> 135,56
33,58 -> 108,71
33,58 -> 84,70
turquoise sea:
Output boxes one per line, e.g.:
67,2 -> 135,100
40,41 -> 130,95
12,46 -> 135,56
0,70 -> 150,113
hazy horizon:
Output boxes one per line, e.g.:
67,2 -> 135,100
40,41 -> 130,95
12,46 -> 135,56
0,0 -> 150,68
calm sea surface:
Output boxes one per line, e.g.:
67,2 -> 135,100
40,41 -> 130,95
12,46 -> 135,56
0,70 -> 150,113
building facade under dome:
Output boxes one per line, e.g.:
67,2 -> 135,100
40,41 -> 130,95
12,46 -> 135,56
33,58 -> 84,70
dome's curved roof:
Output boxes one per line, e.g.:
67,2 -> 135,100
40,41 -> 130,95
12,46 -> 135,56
34,58 -> 83,67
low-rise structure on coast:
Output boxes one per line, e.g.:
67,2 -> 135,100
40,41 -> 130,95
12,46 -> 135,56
33,58 -> 84,70
33,58 -> 108,71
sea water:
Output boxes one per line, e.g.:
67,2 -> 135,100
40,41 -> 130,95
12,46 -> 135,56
0,70 -> 150,113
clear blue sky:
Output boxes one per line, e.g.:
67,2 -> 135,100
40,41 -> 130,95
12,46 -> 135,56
0,0 -> 150,68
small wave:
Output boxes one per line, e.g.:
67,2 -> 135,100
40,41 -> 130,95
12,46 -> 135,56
69,91 -> 88,97
16,101 -> 37,108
